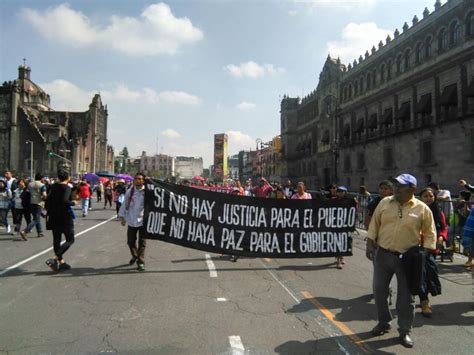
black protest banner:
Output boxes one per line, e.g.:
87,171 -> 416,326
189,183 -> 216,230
143,180 -> 356,258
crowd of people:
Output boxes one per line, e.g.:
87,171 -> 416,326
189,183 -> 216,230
1,169 -> 473,348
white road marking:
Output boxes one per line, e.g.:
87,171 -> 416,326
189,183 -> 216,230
205,254 -> 217,278
217,298 -> 227,302
0,216 -> 116,277
229,335 -> 245,352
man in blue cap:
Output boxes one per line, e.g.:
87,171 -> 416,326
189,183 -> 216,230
366,173 -> 436,348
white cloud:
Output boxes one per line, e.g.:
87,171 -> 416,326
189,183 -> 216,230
161,129 -> 181,138
225,131 -> 256,154
326,22 -> 392,64
20,3 -> 203,56
225,61 -> 285,79
40,80 -> 201,109
295,0 -> 376,10
40,80 -> 94,111
156,91 -> 201,105
236,102 -> 256,111
288,10 -> 298,16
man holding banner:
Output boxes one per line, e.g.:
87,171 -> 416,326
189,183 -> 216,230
119,172 -> 147,272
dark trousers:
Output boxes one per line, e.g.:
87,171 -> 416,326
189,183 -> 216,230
116,202 -> 122,215
97,190 -> 102,202
104,194 -> 112,208
52,225 -> 75,261
374,248 -> 415,335
14,208 -> 31,232
127,226 -> 146,263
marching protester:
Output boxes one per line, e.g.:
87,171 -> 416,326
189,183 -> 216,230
0,180 -> 12,234
282,179 -> 295,199
462,208 -> 474,270
335,186 -> 350,269
366,174 -> 436,348
13,179 -> 31,237
326,184 -> 338,199
365,180 -> 394,228
459,179 -> 474,193
114,179 -> 127,218
251,177 -> 274,198
119,173 -> 146,271
234,180 -> 245,196
79,179 -> 91,217
418,187 -> 447,317
291,181 -> 311,200
97,182 -> 103,202
44,169 -> 77,272
104,181 -> 113,209
4,170 -> 18,225
20,173 -> 47,240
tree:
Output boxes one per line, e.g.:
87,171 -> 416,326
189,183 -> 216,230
120,146 -> 129,159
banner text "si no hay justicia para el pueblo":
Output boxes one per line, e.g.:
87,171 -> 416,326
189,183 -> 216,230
144,180 -> 356,258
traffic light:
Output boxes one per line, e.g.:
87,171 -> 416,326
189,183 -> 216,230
48,151 -> 54,158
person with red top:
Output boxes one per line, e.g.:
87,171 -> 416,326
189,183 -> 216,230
235,180 -> 245,196
79,179 -> 91,217
251,177 -> 274,198
418,187 -> 447,317
291,182 -> 312,200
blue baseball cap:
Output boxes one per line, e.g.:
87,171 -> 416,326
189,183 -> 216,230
336,186 -> 348,192
393,174 -> 417,187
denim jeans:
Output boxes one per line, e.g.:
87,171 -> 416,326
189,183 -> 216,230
82,198 -> 89,216
25,204 -> 43,234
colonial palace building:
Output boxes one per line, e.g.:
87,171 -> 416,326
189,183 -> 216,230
280,0 -> 474,193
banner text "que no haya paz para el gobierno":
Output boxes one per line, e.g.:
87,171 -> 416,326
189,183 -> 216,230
143,180 -> 356,258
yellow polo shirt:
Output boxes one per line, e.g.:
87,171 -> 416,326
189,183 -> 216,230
367,196 -> 436,253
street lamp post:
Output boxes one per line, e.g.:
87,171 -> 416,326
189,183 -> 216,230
324,94 -> 340,184
26,140 -> 33,180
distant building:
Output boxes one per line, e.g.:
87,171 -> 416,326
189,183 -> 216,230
281,0 -> 474,192
228,154 -> 239,180
0,65 -> 113,176
214,133 -> 228,182
259,136 -> 282,183
140,152 -> 175,178
175,156 -> 203,179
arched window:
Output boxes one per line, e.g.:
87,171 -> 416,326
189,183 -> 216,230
355,82 -> 359,96
415,42 -> 423,63
396,54 -> 403,74
387,60 -> 392,80
380,64 -> 386,83
450,20 -> 461,45
438,28 -> 448,51
349,84 -> 353,98
404,49 -> 411,71
425,36 -> 432,58
467,12 -> 474,36
366,73 -> 371,90
372,69 -> 377,86
359,77 -> 364,94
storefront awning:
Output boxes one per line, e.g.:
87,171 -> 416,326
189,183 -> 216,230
439,84 -> 458,106
395,102 -> 411,120
414,94 -> 432,114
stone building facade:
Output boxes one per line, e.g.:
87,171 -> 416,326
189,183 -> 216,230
0,65 -> 114,177
281,0 -> 474,193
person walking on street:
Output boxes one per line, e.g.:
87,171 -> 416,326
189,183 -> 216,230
335,186 -> 351,269
0,180 -> 12,234
13,179 -> 31,237
366,173 -> 436,348
251,177 -> 274,198
44,169 -> 77,272
114,179 -> 127,218
79,179 -> 91,217
104,181 -> 113,209
4,170 -> 18,227
291,181 -> 312,200
118,173 -> 146,271
20,173 -> 47,239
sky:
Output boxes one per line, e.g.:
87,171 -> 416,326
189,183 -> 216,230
0,0 -> 436,167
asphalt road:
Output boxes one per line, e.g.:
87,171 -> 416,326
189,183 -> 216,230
0,205 -> 472,354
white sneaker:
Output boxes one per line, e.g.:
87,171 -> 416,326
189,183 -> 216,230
6,225 -> 11,234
